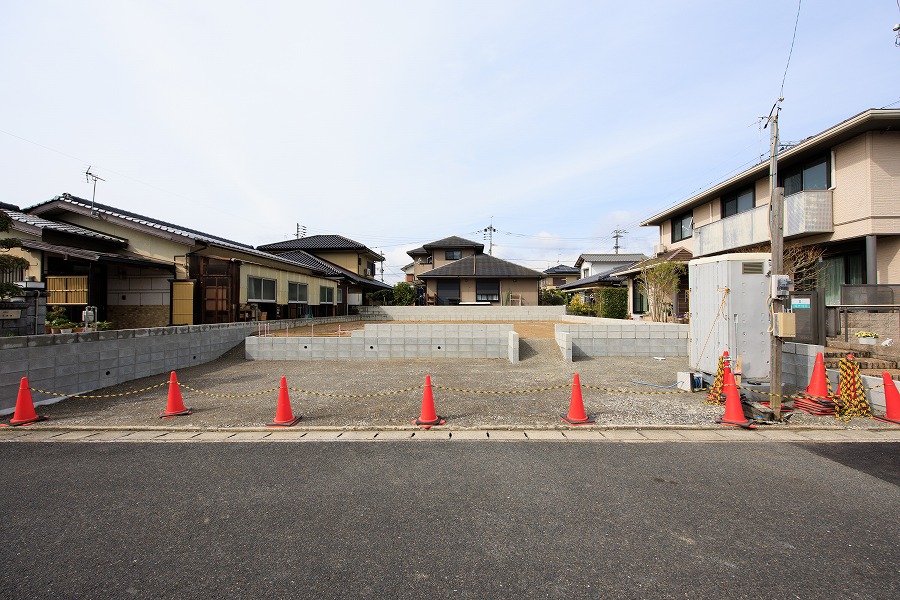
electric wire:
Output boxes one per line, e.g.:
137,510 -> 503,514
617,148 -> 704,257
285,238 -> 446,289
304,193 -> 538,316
780,0 -> 802,98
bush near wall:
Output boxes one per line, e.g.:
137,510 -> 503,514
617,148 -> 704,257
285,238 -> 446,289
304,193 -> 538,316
598,288 -> 627,319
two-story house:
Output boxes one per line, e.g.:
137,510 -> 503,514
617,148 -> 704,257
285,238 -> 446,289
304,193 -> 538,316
409,236 -> 543,305
639,108 -> 900,308
257,235 -> 392,313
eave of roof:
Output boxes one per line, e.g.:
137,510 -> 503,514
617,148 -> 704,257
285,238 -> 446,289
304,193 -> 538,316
3,207 -> 128,244
557,264 -> 634,290
421,236 -> 485,251
609,248 -> 693,277
18,239 -> 174,270
641,108 -> 900,226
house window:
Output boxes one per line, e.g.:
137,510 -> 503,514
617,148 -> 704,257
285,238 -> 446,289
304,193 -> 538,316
445,250 -> 462,260
722,187 -> 754,218
288,282 -> 307,303
583,269 -> 589,278
320,286 -> 334,304
248,277 -> 276,302
671,211 -> 693,243
633,283 -> 649,314
552,277 -> 566,286
782,156 -> 829,197
475,279 -> 500,302
337,288 -> 343,304
2,266 -> 26,284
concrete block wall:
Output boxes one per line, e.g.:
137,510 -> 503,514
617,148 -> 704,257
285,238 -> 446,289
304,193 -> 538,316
784,342 -> 887,412
508,331 -> 519,364
246,323 -> 516,362
356,306 -> 566,321
554,320 -> 689,361
0,315 -> 360,414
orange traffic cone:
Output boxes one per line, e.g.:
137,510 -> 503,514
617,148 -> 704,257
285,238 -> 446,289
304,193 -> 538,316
415,375 -> 445,428
561,373 -> 595,425
160,371 -> 192,418
873,372 -> 900,425
805,352 -> 830,399
3,377 -> 48,427
714,358 -> 755,429
267,377 -> 302,427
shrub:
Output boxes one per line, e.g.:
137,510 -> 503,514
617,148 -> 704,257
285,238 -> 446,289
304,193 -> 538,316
598,288 -> 627,319
392,282 -> 416,306
539,288 -> 567,305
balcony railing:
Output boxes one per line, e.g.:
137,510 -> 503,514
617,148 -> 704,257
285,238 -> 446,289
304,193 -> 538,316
694,190 -> 833,256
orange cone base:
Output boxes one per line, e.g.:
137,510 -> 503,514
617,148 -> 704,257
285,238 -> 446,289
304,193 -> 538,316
714,416 -> 756,429
160,408 -> 193,419
560,414 -> 595,425
414,416 -> 445,429
872,415 -> 900,426
4,414 -> 49,427
267,415 -> 302,428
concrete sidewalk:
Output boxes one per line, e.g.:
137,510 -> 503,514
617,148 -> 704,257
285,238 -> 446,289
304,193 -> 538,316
2,426 -> 899,443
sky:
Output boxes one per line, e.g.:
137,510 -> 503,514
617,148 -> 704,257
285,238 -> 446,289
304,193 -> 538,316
2,1 -> 898,283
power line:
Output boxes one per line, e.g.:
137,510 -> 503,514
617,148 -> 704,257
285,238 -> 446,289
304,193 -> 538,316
780,0 -> 803,98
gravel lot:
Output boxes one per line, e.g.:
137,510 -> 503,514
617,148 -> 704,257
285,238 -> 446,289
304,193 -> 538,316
28,323 -> 892,430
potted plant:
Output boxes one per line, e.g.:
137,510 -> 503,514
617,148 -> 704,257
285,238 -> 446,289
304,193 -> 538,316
46,306 -> 69,333
94,321 -> 112,331
855,331 -> 879,345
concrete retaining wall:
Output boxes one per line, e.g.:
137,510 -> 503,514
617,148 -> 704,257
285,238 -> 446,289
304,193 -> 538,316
554,319 -> 689,361
356,306 -> 566,321
784,342 -> 886,411
246,323 -> 516,362
0,316 -> 360,415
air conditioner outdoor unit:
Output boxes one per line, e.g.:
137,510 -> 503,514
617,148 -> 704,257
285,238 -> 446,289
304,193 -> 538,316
653,243 -> 667,256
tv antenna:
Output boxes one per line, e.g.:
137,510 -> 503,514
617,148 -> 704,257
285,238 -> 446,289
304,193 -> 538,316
84,166 -> 105,218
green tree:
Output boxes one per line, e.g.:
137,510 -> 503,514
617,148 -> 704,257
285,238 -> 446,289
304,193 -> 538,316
392,282 -> 416,306
539,288 -> 567,305
637,261 -> 685,322
0,211 -> 28,299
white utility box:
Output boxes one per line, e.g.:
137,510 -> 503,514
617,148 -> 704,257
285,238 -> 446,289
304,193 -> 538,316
689,253 -> 771,382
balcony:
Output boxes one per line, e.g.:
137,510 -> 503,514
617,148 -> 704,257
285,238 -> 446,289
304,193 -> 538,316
694,190 -> 833,256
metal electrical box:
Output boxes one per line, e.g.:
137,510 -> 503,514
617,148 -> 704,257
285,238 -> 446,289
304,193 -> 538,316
689,253 -> 772,382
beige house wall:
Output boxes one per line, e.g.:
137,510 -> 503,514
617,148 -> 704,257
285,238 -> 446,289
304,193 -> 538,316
878,236 -> 900,284
239,263 -> 334,306
832,134 -> 870,231
424,278 -> 539,305
62,214 -> 191,278
432,248 -> 477,270
314,251 -> 365,276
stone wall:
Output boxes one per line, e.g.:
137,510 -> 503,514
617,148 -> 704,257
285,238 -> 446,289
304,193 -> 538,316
106,305 -> 170,330
0,291 -> 46,337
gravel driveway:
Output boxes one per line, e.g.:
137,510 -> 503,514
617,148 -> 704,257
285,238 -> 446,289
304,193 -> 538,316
29,336 -> 889,430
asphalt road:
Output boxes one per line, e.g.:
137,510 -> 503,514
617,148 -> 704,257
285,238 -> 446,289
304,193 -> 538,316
1,442 -> 897,599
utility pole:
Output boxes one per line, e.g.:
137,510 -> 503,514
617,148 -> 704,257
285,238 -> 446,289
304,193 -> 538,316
766,100 -> 784,420
483,219 -> 497,256
612,229 -> 627,254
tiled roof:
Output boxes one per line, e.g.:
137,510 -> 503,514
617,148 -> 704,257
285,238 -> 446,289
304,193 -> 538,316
421,236 -> 485,251
557,264 -> 635,290
25,194 -> 325,273
419,254 -> 542,279
277,251 -> 392,291
3,207 -> 127,244
609,249 -> 693,277
543,264 -> 580,275
257,234 -> 381,259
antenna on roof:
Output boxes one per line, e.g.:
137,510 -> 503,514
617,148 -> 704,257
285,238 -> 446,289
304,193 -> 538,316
612,229 -> 627,254
84,166 -> 105,218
